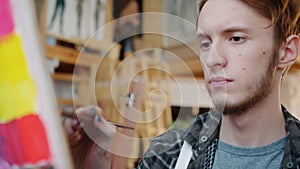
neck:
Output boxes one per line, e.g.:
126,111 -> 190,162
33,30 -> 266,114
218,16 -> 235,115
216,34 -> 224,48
219,84 -> 286,147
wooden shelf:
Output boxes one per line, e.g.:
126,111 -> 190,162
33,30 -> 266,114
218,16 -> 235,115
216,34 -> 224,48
43,20 -> 121,116
45,45 -> 102,67
57,98 -> 74,105
52,73 -> 89,82
46,32 -> 116,52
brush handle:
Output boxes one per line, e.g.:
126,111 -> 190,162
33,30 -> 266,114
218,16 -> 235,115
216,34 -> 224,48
61,111 -> 134,130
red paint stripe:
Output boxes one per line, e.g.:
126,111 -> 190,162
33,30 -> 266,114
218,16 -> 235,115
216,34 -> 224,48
0,114 -> 51,166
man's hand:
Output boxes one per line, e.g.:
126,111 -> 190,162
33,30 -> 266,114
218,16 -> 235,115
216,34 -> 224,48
75,106 -> 117,142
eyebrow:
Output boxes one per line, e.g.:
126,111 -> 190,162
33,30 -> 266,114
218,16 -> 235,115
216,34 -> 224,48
196,31 -> 209,39
196,26 -> 251,38
222,26 -> 251,34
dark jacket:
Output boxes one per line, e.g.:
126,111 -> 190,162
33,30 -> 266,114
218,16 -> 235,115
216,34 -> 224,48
137,106 -> 300,169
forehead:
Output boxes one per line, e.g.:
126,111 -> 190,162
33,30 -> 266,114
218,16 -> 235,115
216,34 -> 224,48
197,0 -> 271,34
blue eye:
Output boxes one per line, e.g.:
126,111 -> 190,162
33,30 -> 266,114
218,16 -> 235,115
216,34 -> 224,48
200,41 -> 211,50
229,36 -> 245,43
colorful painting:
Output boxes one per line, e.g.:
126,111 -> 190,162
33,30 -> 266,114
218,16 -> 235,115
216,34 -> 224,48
0,0 -> 51,167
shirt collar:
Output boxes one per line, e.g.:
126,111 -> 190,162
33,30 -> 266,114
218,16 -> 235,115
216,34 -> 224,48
281,105 -> 300,168
183,110 -> 221,148
183,105 -> 300,155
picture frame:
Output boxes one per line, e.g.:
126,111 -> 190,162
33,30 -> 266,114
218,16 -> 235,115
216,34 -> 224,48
162,0 -> 198,48
45,0 -> 107,41
112,0 -> 143,60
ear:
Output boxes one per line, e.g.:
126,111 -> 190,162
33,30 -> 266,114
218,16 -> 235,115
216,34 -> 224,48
277,35 -> 300,69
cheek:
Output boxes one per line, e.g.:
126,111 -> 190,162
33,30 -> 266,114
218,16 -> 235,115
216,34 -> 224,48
236,49 -> 269,72
233,53 -> 248,71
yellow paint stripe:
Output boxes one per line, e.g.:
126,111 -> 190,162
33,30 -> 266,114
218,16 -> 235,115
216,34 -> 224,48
0,33 -> 30,82
0,78 -> 36,123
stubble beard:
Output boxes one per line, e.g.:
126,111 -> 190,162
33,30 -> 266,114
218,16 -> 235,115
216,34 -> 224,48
208,52 -> 278,116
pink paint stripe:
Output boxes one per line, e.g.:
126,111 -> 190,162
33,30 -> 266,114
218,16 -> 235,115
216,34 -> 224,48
0,0 -> 15,38
0,119 -> 25,165
0,157 -> 11,169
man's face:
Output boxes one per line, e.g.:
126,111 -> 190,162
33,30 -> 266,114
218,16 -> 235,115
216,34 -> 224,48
197,0 -> 278,114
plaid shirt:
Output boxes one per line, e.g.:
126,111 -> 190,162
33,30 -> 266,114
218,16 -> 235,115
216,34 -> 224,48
136,106 -> 300,169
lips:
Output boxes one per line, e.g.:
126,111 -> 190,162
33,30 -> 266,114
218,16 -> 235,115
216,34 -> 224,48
208,76 -> 233,86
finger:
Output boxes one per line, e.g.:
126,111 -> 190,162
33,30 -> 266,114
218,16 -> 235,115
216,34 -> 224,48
76,106 -> 103,122
76,106 -> 116,139
63,118 -> 76,135
93,115 -> 116,138
71,119 -> 81,130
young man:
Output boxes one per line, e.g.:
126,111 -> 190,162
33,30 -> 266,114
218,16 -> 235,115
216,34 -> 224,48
137,0 -> 300,168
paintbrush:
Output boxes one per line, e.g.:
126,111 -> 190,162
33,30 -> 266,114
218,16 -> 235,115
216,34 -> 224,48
62,111 -> 135,130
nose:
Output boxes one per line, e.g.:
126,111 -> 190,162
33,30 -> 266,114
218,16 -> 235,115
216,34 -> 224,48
201,42 -> 227,69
